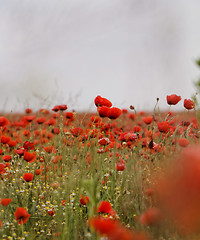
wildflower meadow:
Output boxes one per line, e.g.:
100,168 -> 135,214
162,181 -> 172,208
1,84 -> 200,239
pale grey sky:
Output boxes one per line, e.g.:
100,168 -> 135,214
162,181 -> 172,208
0,0 -> 200,112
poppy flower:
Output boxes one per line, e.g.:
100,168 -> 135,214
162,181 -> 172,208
89,217 -> 118,236
108,107 -> 122,120
157,121 -> 170,133
0,163 -> 5,174
8,140 -> 17,148
65,112 -> 75,121
184,99 -> 194,110
95,96 -> 112,107
140,207 -> 163,226
23,115 -> 36,123
155,146 -> 200,234
15,207 -> 31,224
98,201 -> 116,217
25,108 -> 32,114
58,105 -> 68,111
79,195 -> 90,205
0,116 -> 9,127
178,138 -> 190,147
116,162 -> 125,171
0,198 -> 11,206
15,148 -> 25,156
1,135 -> 11,144
36,117 -> 46,124
23,173 -> 34,182
98,106 -> 110,118
47,210 -> 55,216
3,155 -> 11,162
52,105 -> 60,112
70,127 -> 83,137
167,94 -> 181,105
98,137 -> 110,145
23,141 -> 35,150
23,151 -> 36,163
45,118 -> 56,126
0,220 -> 1,227
142,116 -> 153,125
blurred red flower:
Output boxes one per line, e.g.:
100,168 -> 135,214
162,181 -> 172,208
0,198 -> 12,206
142,116 -> 153,125
0,117 -> 9,127
157,121 -> 170,133
155,146 -> 200,234
23,173 -> 34,182
47,210 -> 55,216
140,207 -> 163,226
15,207 -> 31,224
79,195 -> 90,205
178,138 -> 190,147
23,151 -> 36,163
3,155 -> 11,162
116,162 -> 125,171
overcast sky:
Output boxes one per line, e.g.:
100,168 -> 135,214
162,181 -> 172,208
0,0 -> 200,112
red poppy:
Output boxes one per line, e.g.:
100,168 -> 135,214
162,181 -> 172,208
23,141 -> 35,150
142,116 -> 153,125
8,140 -> 17,148
36,117 -> 46,124
65,112 -> 75,121
23,151 -> 36,163
167,94 -> 181,105
15,207 -> 31,224
0,220 -> 2,227
0,163 -> 5,174
45,118 -> 56,126
23,173 -> 34,182
58,105 -> 68,111
140,207 -> 163,226
178,138 -> 190,147
0,198 -> 12,206
3,155 -> 11,162
70,127 -> 83,137
184,99 -> 194,110
15,148 -> 25,156
89,217 -> 118,236
116,162 -> 125,171
108,107 -> 122,120
61,200 -> 66,206
157,121 -> 170,133
98,106 -> 110,118
155,146 -> 200,234
79,195 -> 90,205
52,105 -> 67,111
98,201 -> 116,216
1,135 -> 11,144
98,137 -> 110,145
47,210 -> 55,216
95,96 -> 112,107
0,117 -> 9,127
25,108 -> 32,114
52,105 -> 60,112
23,115 -> 36,123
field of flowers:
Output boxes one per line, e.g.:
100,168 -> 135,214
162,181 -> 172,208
0,94 -> 200,240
